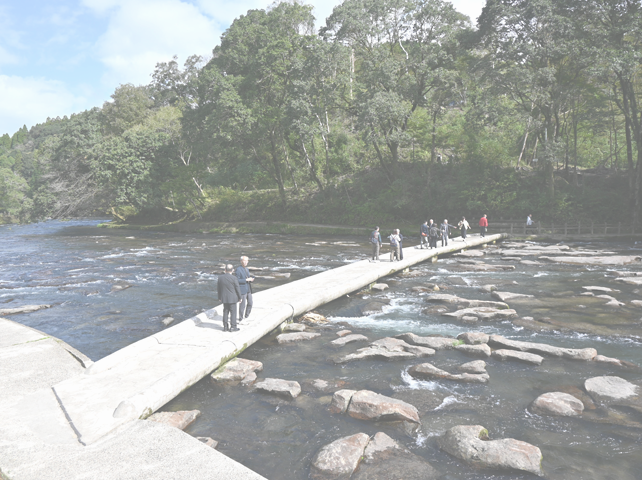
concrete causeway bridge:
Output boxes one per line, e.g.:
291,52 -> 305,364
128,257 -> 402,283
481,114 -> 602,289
1,233 -> 505,479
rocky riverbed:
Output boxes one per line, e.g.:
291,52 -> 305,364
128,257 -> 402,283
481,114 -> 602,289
3,221 -> 642,479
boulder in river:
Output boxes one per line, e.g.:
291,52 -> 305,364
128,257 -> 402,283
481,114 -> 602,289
196,436 -> 219,449
334,338 -> 435,364
211,357 -> 263,384
456,332 -> 489,345
454,343 -> 491,358
456,360 -> 487,374
147,410 -> 200,430
329,389 -> 357,414
347,390 -> 420,424
310,432 -> 370,479
331,334 -> 368,347
371,283 -> 388,291
492,349 -> 544,365
253,378 -> 301,399
276,332 -> 321,344
300,312 -> 328,324
488,335 -> 597,361
442,307 -> 518,321
616,276 -> 642,286
595,294 -> 625,307
353,432 -> 440,480
490,291 -> 535,302
530,392 -> 584,417
582,286 -> 618,293
282,323 -> 306,332
396,332 -> 458,350
584,376 -> 640,404
408,362 -> 489,384
424,294 -> 508,309
438,425 -> 544,476
336,329 -> 352,337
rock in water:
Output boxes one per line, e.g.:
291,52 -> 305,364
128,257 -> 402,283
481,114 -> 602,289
354,432 -> 440,480
276,332 -> 320,344
329,389 -> 357,414
442,307 -> 518,321
300,312 -> 328,324
146,410 -> 200,430
310,433 -> 370,479
438,425 -> 543,476
584,376 -> 640,403
347,390 -> 420,424
456,331 -> 489,345
530,392 -> 584,417
253,378 -> 301,399
0,304 -> 51,315
454,343 -> 491,358
282,323 -> 306,332
396,332 -> 458,350
211,357 -> 263,384
408,363 -> 489,383
492,349 -> 544,365
331,334 -> 369,346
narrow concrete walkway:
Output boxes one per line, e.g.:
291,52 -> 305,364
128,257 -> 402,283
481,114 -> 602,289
0,318 -> 265,480
1,233 -> 504,479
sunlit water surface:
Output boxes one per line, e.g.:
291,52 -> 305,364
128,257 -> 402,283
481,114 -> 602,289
2,219 -> 641,479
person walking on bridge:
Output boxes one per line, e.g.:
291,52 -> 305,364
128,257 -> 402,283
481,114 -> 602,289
236,256 -> 254,321
440,219 -> 452,247
428,219 -> 439,249
218,264 -> 241,332
389,229 -> 401,261
420,221 -> 429,249
458,217 -> 470,240
370,226 -> 382,261
479,214 -> 488,237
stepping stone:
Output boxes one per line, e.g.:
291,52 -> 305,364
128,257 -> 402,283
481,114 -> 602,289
492,349 -> 544,365
282,323 -> 306,332
457,360 -> 487,374
408,362 -> 489,383
457,332 -> 489,345
336,329 -> 352,337
211,358 -> 263,384
438,425 -> 543,476
331,334 -> 369,346
455,343 -> 491,357
276,332 -> 321,344
584,376 -> 639,403
310,433 -> 370,479
371,283 -> 389,291
530,392 -> 584,417
442,307 -> 517,321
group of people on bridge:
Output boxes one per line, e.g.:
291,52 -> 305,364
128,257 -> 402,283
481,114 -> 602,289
370,214 -> 489,262
217,256 -> 255,332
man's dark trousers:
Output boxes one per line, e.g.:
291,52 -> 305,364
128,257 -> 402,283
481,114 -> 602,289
223,303 -> 238,330
239,291 -> 252,319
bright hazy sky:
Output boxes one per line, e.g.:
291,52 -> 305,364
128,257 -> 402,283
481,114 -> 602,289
0,0 -> 485,136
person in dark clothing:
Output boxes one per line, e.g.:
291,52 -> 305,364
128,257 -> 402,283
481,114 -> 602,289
236,256 -> 254,321
440,219 -> 452,247
420,221 -> 429,249
429,220 -> 439,249
218,264 -> 241,332
370,226 -> 382,261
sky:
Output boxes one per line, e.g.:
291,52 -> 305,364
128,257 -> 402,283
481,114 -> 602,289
0,0 -> 485,136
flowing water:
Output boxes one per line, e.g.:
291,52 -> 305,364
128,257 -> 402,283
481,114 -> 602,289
2,219 -> 642,479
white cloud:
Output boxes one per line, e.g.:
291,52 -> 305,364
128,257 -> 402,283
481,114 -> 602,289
0,75 -> 87,135
83,0 -> 221,87
449,0 -> 485,23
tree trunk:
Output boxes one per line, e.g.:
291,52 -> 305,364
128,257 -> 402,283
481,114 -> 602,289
270,137 -> 287,207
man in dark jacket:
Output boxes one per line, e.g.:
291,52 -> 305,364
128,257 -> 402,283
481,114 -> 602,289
440,219 -> 452,247
428,220 -> 439,249
218,264 -> 241,332
236,256 -> 254,321
420,221 -> 429,249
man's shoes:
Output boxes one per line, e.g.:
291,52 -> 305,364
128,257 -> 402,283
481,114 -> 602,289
230,327 -> 240,332
223,326 -> 229,332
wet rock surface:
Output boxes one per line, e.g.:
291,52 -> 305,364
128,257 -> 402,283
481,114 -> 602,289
442,307 -> 518,321
584,376 -> 640,404
282,323 -> 306,332
408,362 -> 489,383
395,332 -> 457,350
456,331 -> 489,345
334,337 -> 435,364
438,425 -> 544,476
0,304 -> 52,315
147,410 -> 200,430
331,334 -> 369,347
489,335 -> 597,360
310,432 -> 370,479
346,390 -> 420,423
454,343 -> 491,357
491,291 -> 535,302
424,294 -> 509,309
456,360 -> 487,374
492,349 -> 544,365
530,392 -> 584,417
276,331 -> 321,344
253,378 -> 301,399
211,357 -> 263,384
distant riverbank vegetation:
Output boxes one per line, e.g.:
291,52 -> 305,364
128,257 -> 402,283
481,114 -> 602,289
1,0 -> 640,227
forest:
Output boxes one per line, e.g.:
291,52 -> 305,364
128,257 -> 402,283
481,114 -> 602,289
1,0 -> 641,227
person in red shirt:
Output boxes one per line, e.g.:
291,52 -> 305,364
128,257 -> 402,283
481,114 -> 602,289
479,214 -> 488,237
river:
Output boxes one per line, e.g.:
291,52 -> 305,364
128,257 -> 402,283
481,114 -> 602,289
2,219 -> 641,480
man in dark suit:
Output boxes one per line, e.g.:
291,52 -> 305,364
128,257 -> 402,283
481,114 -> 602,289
217,264 -> 242,332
